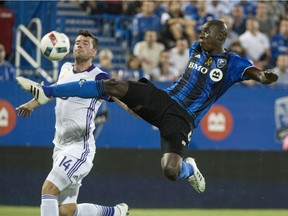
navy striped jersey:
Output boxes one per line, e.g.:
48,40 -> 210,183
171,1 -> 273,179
165,41 -> 253,127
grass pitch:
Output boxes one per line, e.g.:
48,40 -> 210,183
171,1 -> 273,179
1,206 -> 288,216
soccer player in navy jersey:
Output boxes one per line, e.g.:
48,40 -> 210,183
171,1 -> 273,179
17,20 -> 278,193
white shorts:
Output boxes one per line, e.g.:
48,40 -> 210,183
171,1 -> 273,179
46,147 -> 95,205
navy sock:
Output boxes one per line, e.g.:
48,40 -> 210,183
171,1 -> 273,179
176,161 -> 194,180
43,86 -> 53,97
43,80 -> 104,98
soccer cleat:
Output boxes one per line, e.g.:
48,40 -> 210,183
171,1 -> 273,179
115,203 -> 129,216
186,157 -> 206,193
16,76 -> 50,105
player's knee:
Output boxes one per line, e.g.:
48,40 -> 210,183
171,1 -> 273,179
41,180 -> 60,195
161,153 -> 182,181
104,79 -> 128,97
59,204 -> 76,216
162,164 -> 180,181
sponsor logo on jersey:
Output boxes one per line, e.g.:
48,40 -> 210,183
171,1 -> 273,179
73,175 -> 79,181
188,62 -> 208,74
210,69 -> 223,82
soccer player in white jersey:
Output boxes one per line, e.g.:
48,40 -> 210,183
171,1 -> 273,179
16,30 -> 128,216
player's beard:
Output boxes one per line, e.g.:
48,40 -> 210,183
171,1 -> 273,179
74,53 -> 91,64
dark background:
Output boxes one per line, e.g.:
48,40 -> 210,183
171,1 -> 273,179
1,147 -> 288,208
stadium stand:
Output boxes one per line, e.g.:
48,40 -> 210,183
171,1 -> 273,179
5,1 -> 132,81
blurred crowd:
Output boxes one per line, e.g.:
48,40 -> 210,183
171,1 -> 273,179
0,1 -> 15,81
1,0 -> 287,87
80,0 -> 288,86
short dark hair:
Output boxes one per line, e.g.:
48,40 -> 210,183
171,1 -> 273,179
207,20 -> 228,41
77,30 -> 98,49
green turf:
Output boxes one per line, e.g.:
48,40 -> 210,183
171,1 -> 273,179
131,209 -> 288,216
0,206 -> 39,216
1,206 -> 288,216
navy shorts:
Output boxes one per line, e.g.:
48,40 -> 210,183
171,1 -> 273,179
120,78 -> 194,158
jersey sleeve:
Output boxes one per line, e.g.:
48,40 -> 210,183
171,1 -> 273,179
228,54 -> 253,82
95,72 -> 110,81
95,72 -> 113,102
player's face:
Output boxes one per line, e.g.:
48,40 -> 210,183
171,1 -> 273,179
73,35 -> 97,62
199,24 -> 219,53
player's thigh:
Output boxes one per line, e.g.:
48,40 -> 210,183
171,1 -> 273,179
160,104 -> 194,158
41,179 -> 60,195
46,153 -> 93,195
120,78 -> 155,109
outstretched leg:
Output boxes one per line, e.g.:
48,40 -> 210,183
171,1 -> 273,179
103,79 -> 129,98
16,76 -> 135,103
42,79 -> 129,99
43,80 -> 106,98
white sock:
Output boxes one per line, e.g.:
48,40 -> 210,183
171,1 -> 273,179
41,194 -> 59,216
76,203 -> 120,216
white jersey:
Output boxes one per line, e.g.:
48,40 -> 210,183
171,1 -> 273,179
52,62 -> 110,159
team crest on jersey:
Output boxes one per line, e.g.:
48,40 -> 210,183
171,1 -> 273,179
79,78 -> 86,87
210,69 -> 223,82
217,58 -> 226,68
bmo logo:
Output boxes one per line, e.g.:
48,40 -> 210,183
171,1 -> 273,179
0,99 -> 16,136
200,104 -> 233,141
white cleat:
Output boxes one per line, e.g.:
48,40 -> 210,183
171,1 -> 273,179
115,203 -> 129,216
186,157 -> 206,193
16,76 -> 50,105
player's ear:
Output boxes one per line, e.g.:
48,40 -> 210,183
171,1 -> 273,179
217,33 -> 226,41
93,48 -> 98,58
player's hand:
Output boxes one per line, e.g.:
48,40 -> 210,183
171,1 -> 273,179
264,70 -> 278,83
16,99 -> 39,118
16,103 -> 34,118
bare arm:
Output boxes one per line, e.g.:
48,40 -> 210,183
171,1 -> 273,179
243,67 -> 278,85
16,82 -> 56,118
112,97 -> 141,119
16,98 -> 41,118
